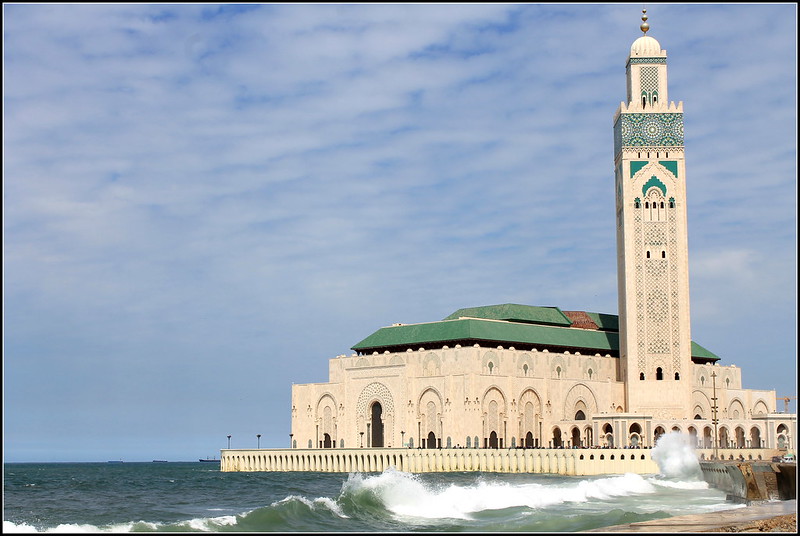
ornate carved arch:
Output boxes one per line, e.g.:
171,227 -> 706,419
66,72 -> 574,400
691,390 -> 711,418
752,399 -> 769,416
357,382 -> 394,416
422,352 -> 442,376
482,351 -> 499,374
728,398 -> 746,420
563,383 -> 598,420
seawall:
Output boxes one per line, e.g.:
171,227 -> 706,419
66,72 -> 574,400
219,447 -> 774,475
699,460 -> 796,502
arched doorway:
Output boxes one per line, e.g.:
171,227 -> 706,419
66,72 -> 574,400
552,428 -> 562,448
719,427 -> 729,449
603,423 -> 613,448
323,433 -> 332,449
571,427 -> 581,448
736,427 -> 746,448
489,431 -> 499,449
427,431 -> 437,449
629,423 -> 642,447
370,402 -> 384,447
525,431 -> 534,448
750,427 -> 761,448
654,426 -> 666,445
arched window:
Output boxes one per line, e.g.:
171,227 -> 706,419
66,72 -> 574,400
675,372 -> 680,380
488,361 -> 494,374
660,201 -> 664,208
645,201 -> 650,209
656,367 -> 663,380
640,372 -> 645,380
556,366 -> 561,378
662,250 -> 666,258
575,410 -> 586,420
646,251 -> 651,258
523,363 -> 529,376
587,368 -> 593,380
634,199 -> 641,208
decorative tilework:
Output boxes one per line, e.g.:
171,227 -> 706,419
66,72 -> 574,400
614,113 -> 683,154
629,57 -> 666,65
642,176 -> 667,197
640,66 -> 659,102
658,160 -> 679,178
630,161 -> 648,177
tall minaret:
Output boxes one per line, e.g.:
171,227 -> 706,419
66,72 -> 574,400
613,10 -> 693,418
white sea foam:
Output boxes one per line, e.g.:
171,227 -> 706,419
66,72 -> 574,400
651,432 -> 702,479
274,494 -> 349,518
4,521 -> 39,533
342,468 -> 664,521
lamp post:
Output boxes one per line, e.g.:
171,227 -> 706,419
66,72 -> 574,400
711,371 -> 719,460
257,434 -> 261,449
227,435 -> 231,449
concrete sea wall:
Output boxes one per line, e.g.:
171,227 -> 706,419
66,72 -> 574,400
700,460 -> 796,502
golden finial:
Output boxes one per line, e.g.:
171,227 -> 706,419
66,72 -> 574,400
640,8 -> 650,34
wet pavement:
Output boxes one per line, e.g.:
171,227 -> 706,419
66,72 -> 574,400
585,500 -> 797,532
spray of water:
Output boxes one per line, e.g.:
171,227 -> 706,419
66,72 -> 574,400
651,432 -> 702,479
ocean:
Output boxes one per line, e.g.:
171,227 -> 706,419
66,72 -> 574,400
4,436 -> 743,533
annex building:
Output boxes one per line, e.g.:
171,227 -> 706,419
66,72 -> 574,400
289,12 -> 796,456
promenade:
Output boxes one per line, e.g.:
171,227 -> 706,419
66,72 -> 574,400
586,499 -> 797,532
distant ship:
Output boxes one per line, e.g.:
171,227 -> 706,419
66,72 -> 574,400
152,460 -> 168,463
199,457 -> 219,462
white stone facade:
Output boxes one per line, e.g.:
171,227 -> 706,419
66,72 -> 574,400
289,18 -> 796,459
292,345 -> 794,452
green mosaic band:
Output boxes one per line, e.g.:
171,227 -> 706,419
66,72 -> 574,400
614,112 -> 684,155
628,57 -> 667,65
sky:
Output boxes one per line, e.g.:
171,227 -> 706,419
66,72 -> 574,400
3,3 -> 797,463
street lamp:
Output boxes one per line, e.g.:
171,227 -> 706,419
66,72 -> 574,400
257,434 -> 261,449
711,371 -> 719,460
227,435 -> 232,449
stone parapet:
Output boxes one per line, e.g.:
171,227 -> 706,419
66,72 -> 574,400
221,447 -> 662,474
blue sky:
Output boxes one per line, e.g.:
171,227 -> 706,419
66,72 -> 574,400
3,4 -> 796,462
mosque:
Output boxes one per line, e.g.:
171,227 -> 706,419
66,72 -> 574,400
289,11 -> 796,455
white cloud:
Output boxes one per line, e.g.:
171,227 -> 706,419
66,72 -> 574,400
3,3 -> 796,460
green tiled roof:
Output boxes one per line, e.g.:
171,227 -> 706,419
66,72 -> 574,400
351,303 -> 720,363
443,304 -> 572,327
691,341 -> 719,362
352,317 -> 617,354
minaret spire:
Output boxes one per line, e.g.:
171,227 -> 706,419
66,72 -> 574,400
640,9 -> 650,35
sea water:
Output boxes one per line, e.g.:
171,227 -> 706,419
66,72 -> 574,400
4,433 -> 742,532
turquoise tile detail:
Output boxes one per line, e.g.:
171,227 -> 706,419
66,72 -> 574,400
614,113 -> 684,154
630,161 -> 649,177
659,160 -> 678,178
642,175 -> 667,196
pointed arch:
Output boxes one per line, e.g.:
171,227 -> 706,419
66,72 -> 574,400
563,383 -> 598,421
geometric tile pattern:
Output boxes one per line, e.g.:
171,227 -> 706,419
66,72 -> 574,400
614,113 -> 684,154
640,66 -> 659,104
